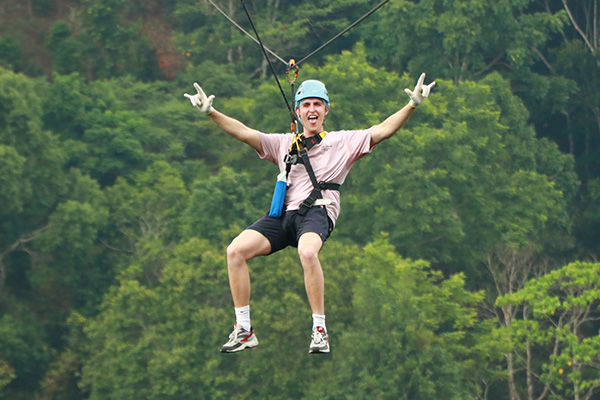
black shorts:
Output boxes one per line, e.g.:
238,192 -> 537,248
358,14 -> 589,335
246,206 -> 334,254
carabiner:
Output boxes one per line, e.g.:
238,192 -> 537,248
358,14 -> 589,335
286,59 -> 299,85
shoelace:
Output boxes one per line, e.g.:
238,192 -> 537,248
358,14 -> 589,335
228,325 -> 244,341
312,329 -> 326,344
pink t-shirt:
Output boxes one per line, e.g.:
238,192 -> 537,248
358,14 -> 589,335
257,128 -> 374,225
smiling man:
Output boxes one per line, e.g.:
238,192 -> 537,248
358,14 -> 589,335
185,74 -> 435,354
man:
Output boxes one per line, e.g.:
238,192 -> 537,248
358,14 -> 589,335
184,73 -> 435,354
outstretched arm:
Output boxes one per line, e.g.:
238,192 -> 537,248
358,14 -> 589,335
370,73 -> 435,146
184,83 -> 263,153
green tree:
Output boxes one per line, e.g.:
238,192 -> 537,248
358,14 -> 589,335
0,359 -> 16,398
541,37 -> 600,183
3,4 -> 597,396
77,0 -> 165,80
46,21 -> 85,75
0,68 -> 67,289
172,0 -> 375,79
75,232 -> 364,399
537,0 -> 600,179
360,0 -> 566,84
0,68 -> 114,399
42,74 -> 195,186
32,169 -> 111,317
78,231 -> 496,399
0,310 -> 51,400
574,178 -> 600,257
103,161 -> 190,259
312,236 -> 499,400
298,47 -> 577,276
75,237 -> 253,399
182,166 -> 265,245
0,35 -> 23,72
497,261 -> 600,400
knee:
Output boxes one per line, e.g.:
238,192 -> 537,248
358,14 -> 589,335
227,242 -> 247,264
298,247 -> 319,267
227,231 -> 271,265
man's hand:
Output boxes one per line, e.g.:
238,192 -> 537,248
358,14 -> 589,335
184,83 -> 215,114
404,73 -> 436,108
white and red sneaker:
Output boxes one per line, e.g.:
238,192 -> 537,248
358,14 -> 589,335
221,324 -> 259,353
309,326 -> 330,354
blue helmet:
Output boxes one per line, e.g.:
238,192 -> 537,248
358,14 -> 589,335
294,80 -> 329,108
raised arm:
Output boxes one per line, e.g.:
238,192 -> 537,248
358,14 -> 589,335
184,82 -> 263,153
370,73 -> 435,146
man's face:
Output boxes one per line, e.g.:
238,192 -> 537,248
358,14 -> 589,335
296,98 -> 329,135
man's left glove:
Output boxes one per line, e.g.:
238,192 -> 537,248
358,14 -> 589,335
184,82 -> 215,114
405,73 -> 436,108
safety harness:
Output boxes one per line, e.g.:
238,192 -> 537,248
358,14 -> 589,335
230,0 -> 389,217
284,131 -> 341,216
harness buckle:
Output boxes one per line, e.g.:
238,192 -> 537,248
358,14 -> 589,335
284,154 -> 299,165
298,188 -> 321,215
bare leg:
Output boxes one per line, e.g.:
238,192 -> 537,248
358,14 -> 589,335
226,230 -> 271,307
297,232 -> 325,315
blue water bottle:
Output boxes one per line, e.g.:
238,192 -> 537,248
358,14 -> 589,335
268,171 -> 287,217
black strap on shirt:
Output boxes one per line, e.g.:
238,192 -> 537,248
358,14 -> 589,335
284,132 -> 341,215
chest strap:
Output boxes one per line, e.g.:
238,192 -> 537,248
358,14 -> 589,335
284,132 -> 340,215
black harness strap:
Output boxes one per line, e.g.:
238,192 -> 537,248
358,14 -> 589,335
284,132 -> 341,215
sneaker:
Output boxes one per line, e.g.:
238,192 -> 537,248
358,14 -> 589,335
308,326 -> 330,354
221,324 -> 259,353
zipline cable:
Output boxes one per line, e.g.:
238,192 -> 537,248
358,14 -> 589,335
207,0 -> 287,66
207,0 -> 392,128
207,0 -> 392,69
296,0 -> 391,66
239,0 -> 297,124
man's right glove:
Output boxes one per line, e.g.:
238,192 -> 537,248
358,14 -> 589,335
184,82 -> 215,114
404,73 -> 436,108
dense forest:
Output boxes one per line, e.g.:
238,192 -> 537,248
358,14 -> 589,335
1,0 -> 599,399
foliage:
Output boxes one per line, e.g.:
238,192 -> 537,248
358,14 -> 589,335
76,238 -> 353,399
574,179 -> 600,257
0,310 -> 50,399
312,236 -> 497,399
46,21 -> 85,75
0,1 -> 598,398
498,261 -> 600,400
320,51 -> 577,275
0,35 -> 23,72
360,0 -> 566,82
74,235 -> 496,399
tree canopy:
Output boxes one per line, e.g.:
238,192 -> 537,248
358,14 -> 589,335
0,1 -> 598,399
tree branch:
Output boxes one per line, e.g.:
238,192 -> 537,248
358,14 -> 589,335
562,0 -> 596,56
0,223 -> 52,290
532,46 -> 558,75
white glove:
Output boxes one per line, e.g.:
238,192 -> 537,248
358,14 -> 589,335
404,73 -> 436,108
184,82 -> 215,114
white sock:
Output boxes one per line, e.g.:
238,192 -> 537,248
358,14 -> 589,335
235,305 -> 251,331
312,313 -> 326,331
